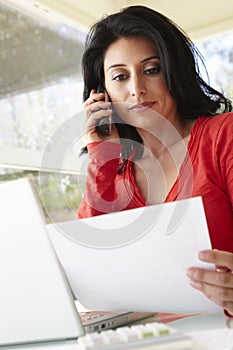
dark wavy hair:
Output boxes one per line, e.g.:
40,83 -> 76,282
81,5 -> 232,162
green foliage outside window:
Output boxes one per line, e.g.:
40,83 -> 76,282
0,169 -> 85,223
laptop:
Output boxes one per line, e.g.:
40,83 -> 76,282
0,178 -> 84,347
80,310 -> 155,333
0,178 -> 155,347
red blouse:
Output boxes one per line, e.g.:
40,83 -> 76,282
78,113 -> 233,252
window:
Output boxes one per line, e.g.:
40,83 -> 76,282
0,0 -> 88,222
195,30 -> 233,101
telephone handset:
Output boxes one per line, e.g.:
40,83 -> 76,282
95,85 -> 111,136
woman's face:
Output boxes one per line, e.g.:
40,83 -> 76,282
104,37 -> 179,129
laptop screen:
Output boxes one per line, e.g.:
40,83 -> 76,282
0,178 -> 84,347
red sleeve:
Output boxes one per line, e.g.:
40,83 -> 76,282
217,113 -> 233,207
217,115 -> 233,317
77,141 -> 122,218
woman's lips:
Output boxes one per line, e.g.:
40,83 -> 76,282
129,102 -> 155,112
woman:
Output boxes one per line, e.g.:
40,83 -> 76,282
78,6 -> 233,315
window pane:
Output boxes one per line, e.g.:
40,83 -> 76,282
0,80 -> 84,151
0,1 -> 87,221
0,1 -> 85,155
195,31 -> 233,100
0,166 -> 85,223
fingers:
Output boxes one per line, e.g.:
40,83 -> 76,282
87,110 -> 112,136
83,90 -> 112,138
188,276 -> 233,313
187,267 -> 233,288
187,249 -> 233,314
84,89 -> 102,103
187,268 -> 233,312
198,249 -> 233,270
84,89 -> 106,108
84,98 -> 111,117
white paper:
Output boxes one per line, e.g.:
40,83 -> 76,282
47,197 -> 221,314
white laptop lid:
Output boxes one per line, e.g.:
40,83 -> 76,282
0,178 -> 84,347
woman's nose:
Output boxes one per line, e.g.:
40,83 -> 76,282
130,76 -> 146,97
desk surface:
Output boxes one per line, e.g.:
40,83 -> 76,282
168,312 -> 228,332
168,312 -> 233,350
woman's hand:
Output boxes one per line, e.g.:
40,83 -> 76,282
83,89 -> 119,144
187,249 -> 233,315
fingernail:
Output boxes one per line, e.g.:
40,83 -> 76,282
199,250 -> 210,260
186,268 -> 195,278
189,280 -> 202,290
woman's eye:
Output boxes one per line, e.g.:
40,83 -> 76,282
112,74 -> 128,81
144,66 -> 161,75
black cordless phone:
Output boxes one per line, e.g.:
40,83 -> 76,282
95,85 -> 111,136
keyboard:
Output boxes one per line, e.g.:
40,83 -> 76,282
78,321 -> 192,349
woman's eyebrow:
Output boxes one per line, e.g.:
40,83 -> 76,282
141,55 -> 159,63
107,63 -> 126,71
107,55 -> 160,71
